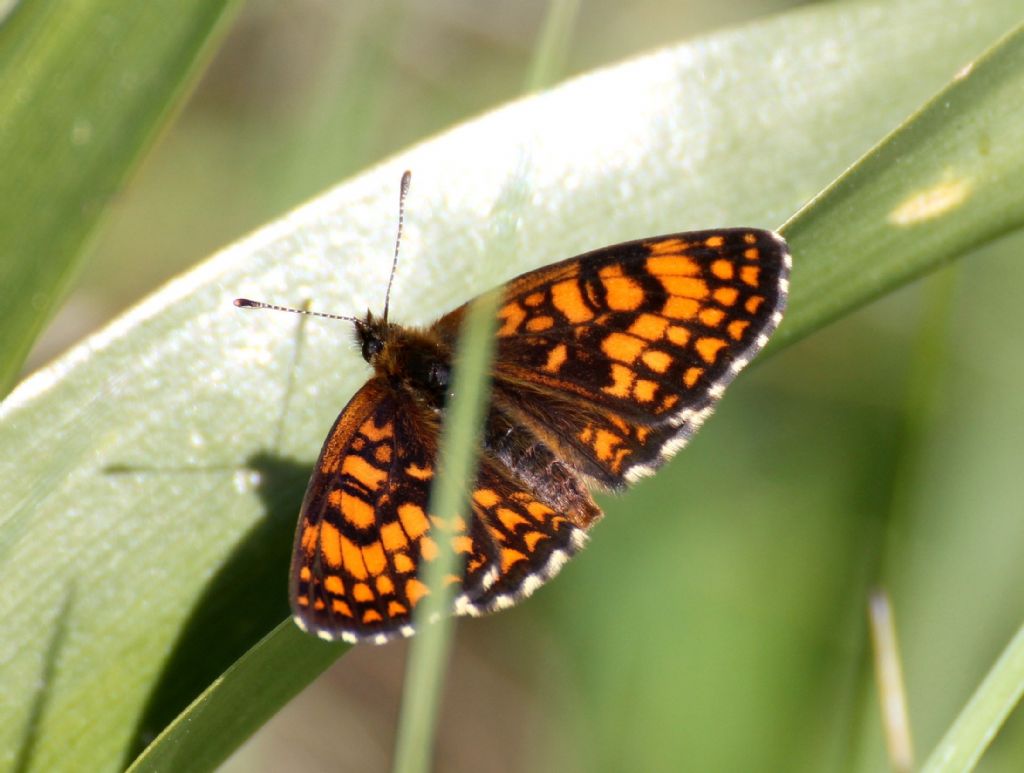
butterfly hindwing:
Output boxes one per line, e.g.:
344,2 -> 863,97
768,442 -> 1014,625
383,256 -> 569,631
290,378 -> 586,642
289,377 -> 465,643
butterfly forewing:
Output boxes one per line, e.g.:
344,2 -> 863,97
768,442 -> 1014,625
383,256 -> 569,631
439,228 -> 790,485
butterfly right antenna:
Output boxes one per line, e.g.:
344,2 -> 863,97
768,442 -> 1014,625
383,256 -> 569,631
382,170 -> 412,325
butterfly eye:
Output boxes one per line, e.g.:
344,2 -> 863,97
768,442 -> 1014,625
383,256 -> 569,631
361,337 -> 383,361
428,362 -> 450,390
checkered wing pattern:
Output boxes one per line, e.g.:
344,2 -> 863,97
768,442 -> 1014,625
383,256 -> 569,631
438,229 -> 791,486
291,377 -> 585,643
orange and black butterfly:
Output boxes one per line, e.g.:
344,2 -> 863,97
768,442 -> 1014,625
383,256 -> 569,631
236,172 -> 790,644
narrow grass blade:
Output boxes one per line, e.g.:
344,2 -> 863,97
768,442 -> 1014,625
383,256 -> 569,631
0,0 -> 244,393
920,621 -> 1024,773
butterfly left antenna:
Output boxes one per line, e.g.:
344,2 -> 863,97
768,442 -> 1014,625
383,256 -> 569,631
382,170 -> 412,325
233,298 -> 357,323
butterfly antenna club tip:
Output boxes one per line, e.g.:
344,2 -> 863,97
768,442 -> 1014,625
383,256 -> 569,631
233,297 -> 356,323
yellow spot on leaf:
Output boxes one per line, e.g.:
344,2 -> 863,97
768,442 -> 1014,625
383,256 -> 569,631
889,177 -> 971,225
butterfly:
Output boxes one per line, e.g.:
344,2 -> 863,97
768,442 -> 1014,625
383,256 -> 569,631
236,172 -> 790,644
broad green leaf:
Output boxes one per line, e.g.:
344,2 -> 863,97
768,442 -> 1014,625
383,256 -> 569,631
0,0 -> 244,394
2,1 -> 1023,771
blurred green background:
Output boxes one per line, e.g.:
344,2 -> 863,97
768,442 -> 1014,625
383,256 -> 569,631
14,0 -> 1024,771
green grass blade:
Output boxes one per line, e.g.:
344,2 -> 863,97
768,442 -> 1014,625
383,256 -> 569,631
3,2 -> 1024,771
127,623 -> 345,773
777,22 -> 1024,349
920,621 -> 1024,773
391,289 -> 501,773
392,4 -> 580,769
0,0 -> 244,394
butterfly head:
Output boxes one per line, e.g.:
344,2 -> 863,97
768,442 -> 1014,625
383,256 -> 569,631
354,311 -> 389,364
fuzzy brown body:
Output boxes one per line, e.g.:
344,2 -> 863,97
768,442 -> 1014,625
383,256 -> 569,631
290,228 -> 791,643
356,312 -> 603,528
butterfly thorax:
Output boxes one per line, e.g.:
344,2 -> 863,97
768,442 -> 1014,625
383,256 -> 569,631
354,312 -> 452,410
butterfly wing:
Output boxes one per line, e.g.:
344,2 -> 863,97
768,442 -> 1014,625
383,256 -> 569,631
436,229 -> 790,486
290,377 -> 454,643
291,376 -> 586,642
